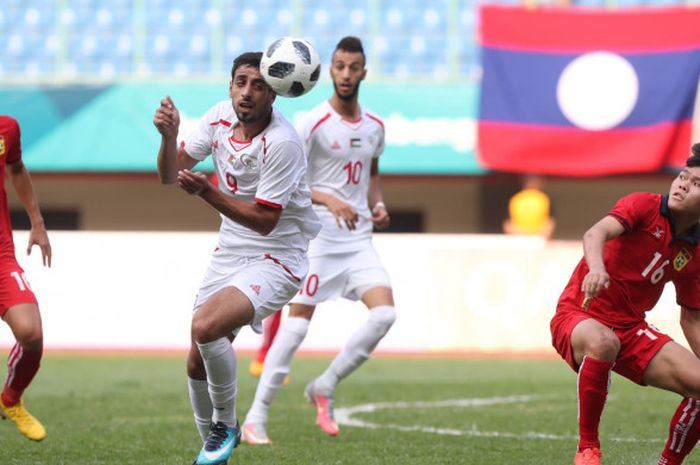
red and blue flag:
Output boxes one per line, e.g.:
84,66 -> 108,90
478,6 -> 700,176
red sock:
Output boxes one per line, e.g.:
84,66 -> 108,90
256,310 -> 282,363
2,343 -> 42,406
658,398 -> 700,465
577,356 -> 614,452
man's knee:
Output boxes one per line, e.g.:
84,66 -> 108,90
573,326 -> 620,362
5,304 -> 43,350
288,304 -> 315,320
675,372 -> 700,399
369,305 -> 396,334
572,319 -> 620,362
186,345 -> 206,379
584,333 -> 620,360
14,324 -> 43,351
191,312 -> 219,343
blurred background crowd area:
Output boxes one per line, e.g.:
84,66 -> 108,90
1,0 -> 696,84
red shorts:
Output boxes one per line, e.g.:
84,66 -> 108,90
550,307 -> 672,385
0,259 -> 38,317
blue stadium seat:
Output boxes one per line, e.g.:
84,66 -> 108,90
4,3 -> 58,36
0,0 -> 689,82
572,0 -> 609,6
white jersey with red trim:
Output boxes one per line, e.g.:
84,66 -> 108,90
296,100 -> 385,253
182,100 -> 320,255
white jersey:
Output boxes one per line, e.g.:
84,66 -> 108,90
296,100 -> 385,253
183,101 -> 320,255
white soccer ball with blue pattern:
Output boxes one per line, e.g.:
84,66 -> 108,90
261,37 -> 321,98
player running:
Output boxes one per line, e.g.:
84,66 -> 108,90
551,143 -> 700,465
0,115 -> 51,442
242,36 -> 396,444
154,52 -> 320,465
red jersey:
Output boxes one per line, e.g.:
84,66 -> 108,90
557,192 -> 700,328
0,116 -> 21,261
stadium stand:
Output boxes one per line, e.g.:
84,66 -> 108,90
0,0 -> 695,82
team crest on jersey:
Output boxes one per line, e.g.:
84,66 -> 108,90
674,248 -> 692,271
0,136 -> 5,156
240,153 -> 258,169
350,138 -> 361,148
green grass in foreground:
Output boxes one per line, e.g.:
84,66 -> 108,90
0,354 -> 689,464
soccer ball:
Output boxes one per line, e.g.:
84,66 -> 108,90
261,37 -> 321,98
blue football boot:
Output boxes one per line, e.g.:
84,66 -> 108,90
193,420 -> 241,465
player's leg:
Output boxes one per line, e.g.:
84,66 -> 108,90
193,254 -> 306,462
191,287 -> 253,465
193,288 -> 252,428
570,318 -> 620,464
643,341 -> 700,465
312,285 -> 395,396
1,293 -> 46,441
187,334 -> 213,442
243,304 -> 315,444
307,247 -> 396,436
307,286 -> 395,437
249,309 -> 282,377
186,251 -> 231,447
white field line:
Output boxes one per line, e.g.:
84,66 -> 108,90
334,395 -> 663,443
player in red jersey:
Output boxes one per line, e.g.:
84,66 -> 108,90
551,144 -> 700,465
0,116 -> 51,441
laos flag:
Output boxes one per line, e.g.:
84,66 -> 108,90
478,6 -> 700,176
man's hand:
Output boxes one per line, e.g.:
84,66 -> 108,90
325,196 -> 359,230
370,203 -> 390,230
27,222 -> 51,267
581,265 -> 610,308
153,96 -> 180,139
177,169 -> 211,196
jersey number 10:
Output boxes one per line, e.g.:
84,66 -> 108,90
343,161 -> 363,185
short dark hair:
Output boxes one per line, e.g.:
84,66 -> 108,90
688,143 -> 700,167
334,36 -> 365,63
231,52 -> 263,79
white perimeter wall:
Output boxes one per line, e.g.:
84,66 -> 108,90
0,232 -> 687,353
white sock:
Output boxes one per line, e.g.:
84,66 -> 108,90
245,317 -> 310,425
315,305 -> 396,394
188,377 -> 212,442
197,337 -> 238,427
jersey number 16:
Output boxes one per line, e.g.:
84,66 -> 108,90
641,252 -> 670,284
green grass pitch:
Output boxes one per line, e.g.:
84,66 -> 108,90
0,354 -> 688,464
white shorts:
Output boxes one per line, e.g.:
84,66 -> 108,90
193,249 -> 308,335
290,243 -> 391,306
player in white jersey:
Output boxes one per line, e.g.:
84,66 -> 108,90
153,52 -> 320,465
242,36 -> 396,445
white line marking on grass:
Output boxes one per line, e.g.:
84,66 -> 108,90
335,395 -> 662,443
